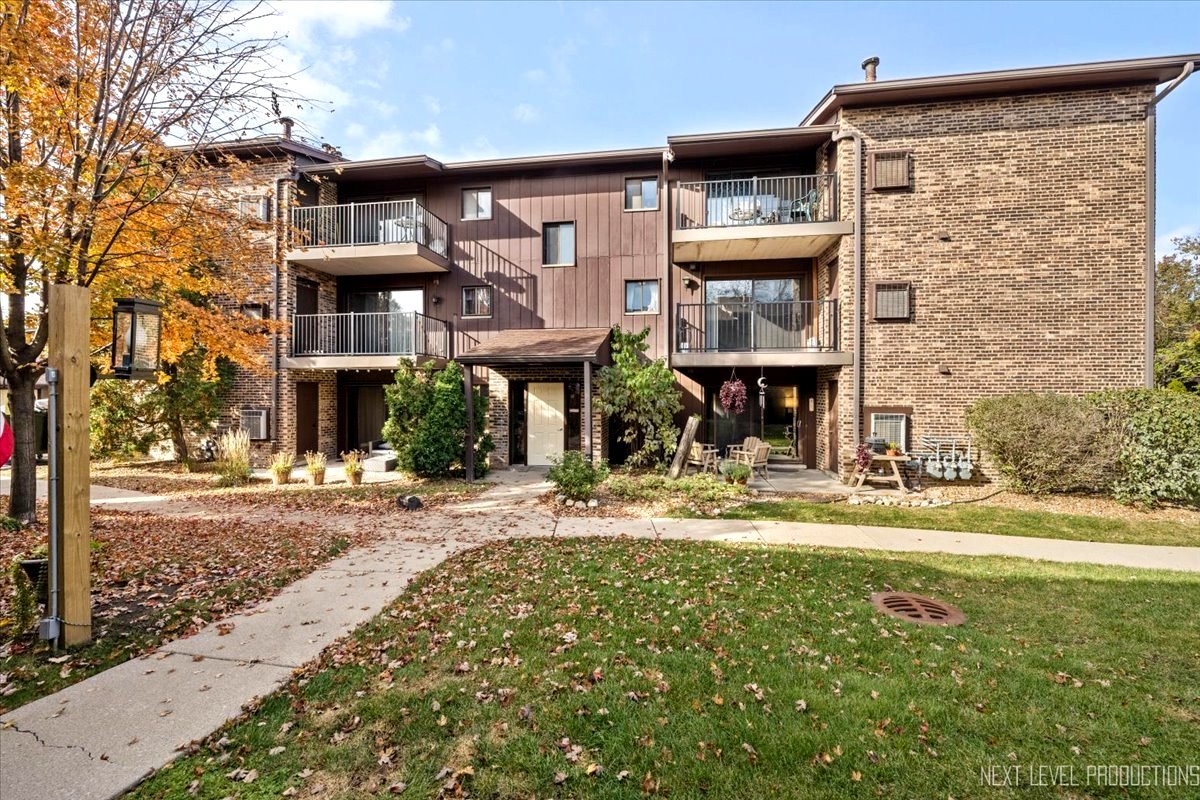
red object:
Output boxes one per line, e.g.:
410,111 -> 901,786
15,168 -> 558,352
0,413 -> 12,468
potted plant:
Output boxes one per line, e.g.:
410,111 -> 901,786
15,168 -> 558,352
341,450 -> 365,486
304,450 -> 327,486
719,376 -> 747,415
268,451 -> 294,485
719,460 -> 751,485
886,442 -> 902,456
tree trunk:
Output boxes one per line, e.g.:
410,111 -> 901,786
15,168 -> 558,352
169,415 -> 189,465
7,372 -> 40,524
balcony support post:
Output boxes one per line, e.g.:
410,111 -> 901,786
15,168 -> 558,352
464,367 -> 475,482
583,360 -> 593,463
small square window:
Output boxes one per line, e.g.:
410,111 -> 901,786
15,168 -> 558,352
869,150 -> 911,190
238,195 -> 271,222
624,177 -> 659,211
624,280 -> 660,314
462,286 -> 493,318
543,221 -> 575,267
870,412 -> 907,450
462,187 -> 492,220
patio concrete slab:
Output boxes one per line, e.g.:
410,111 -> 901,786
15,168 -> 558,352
1,652 -> 292,800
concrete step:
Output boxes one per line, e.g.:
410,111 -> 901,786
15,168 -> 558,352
363,453 -> 397,472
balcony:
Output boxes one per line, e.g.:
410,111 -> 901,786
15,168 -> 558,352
672,174 -> 852,262
673,299 -> 850,367
286,200 -> 450,275
282,311 -> 449,370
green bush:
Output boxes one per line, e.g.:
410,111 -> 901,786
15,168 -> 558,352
965,393 -> 1119,495
597,327 -> 682,467
1089,389 -> 1200,506
382,361 -> 492,478
548,451 -> 609,501
214,428 -> 252,486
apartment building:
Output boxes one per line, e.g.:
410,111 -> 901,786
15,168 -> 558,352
211,53 -> 1196,476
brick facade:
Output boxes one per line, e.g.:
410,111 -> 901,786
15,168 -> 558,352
487,365 -> 607,468
825,85 -> 1152,478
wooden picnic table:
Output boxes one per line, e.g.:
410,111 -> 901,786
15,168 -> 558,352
850,454 -> 910,494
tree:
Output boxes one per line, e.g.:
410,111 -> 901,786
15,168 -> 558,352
1155,236 -> 1200,391
90,346 -> 231,463
382,361 -> 492,478
597,326 -> 682,467
1,0 -> 301,521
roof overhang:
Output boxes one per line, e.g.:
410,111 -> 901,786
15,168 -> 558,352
299,147 -> 665,183
195,136 -> 341,164
458,328 -> 612,366
667,126 -> 837,159
802,53 -> 1200,125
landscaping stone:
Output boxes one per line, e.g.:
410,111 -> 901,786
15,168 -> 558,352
587,499 -> 599,509
555,494 -> 566,504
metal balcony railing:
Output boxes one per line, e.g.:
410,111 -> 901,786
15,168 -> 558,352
290,199 -> 449,258
675,299 -> 840,353
291,311 -> 449,359
675,174 -> 838,230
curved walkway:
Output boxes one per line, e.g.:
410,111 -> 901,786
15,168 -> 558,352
3,473 -> 1199,800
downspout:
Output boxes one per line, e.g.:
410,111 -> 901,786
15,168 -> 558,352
831,128 -> 864,449
1145,61 -> 1194,387
272,166 -> 299,441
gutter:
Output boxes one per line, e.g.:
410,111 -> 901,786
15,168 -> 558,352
1145,60 -> 1194,387
831,128 -> 864,451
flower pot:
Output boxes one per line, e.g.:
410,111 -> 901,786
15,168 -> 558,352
270,472 -> 289,486
19,558 -> 49,606
308,469 -> 325,486
736,477 -> 748,486
346,471 -> 363,487
886,449 -> 901,457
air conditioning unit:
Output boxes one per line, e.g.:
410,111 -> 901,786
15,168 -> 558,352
240,408 -> 269,441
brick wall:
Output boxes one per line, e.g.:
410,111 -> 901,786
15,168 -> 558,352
828,85 -> 1152,479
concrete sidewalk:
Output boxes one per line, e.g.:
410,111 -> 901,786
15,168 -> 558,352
4,475 -> 1199,800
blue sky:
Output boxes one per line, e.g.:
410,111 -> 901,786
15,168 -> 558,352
263,0 -> 1200,255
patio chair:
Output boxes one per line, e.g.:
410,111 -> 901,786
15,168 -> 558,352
733,442 -> 771,480
685,442 -> 719,475
796,189 -> 821,222
726,436 -> 763,461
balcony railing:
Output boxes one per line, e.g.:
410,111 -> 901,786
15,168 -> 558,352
675,299 -> 840,353
675,174 -> 838,231
290,199 -> 449,258
291,311 -> 449,359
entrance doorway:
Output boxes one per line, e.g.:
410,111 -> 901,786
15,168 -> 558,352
295,382 -> 319,455
526,382 -> 565,466
709,385 -> 799,456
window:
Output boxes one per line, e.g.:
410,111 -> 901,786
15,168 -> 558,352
462,286 -> 493,318
461,187 -> 492,220
868,150 -> 911,190
869,412 -> 907,450
542,221 -> 575,266
240,303 -> 267,320
871,282 -> 911,320
624,177 -> 659,211
624,280 -> 660,314
238,195 -> 271,222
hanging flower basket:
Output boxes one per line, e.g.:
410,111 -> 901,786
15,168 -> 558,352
720,377 -> 747,415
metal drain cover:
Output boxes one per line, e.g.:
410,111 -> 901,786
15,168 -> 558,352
870,592 -> 965,626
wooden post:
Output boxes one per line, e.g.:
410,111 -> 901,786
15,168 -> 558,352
464,366 -> 475,482
49,284 -> 91,647
668,415 -> 701,480
583,360 -> 592,462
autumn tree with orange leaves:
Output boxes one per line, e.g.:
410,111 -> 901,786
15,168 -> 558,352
1,0 -> 306,522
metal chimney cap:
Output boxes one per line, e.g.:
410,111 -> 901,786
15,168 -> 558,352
861,56 -> 881,69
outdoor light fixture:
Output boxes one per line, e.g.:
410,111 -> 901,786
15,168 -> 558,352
111,298 -> 163,380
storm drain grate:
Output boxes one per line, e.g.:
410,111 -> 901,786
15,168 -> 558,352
870,592 -> 965,626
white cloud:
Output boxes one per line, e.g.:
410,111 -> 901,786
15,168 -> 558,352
261,1 -> 410,49
344,122 -> 365,138
355,123 -> 441,160
412,123 -> 441,148
367,99 -> 399,118
512,103 -> 540,124
423,95 -> 443,115
450,136 -> 500,162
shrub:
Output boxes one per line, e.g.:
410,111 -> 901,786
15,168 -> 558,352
7,560 -> 39,637
548,450 -> 609,501
304,450 -> 327,474
341,449 -> 365,476
268,451 -> 294,482
1089,389 -> 1200,506
214,428 -> 252,486
597,327 -> 682,467
964,393 -> 1119,495
604,471 -> 745,506
719,460 -> 752,483
382,361 -> 492,478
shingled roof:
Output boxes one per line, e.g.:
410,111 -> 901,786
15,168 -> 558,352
457,328 -> 611,365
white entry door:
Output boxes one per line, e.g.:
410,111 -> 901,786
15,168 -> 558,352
527,382 -> 565,466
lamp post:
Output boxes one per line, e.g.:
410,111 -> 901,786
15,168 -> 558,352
111,298 -> 164,379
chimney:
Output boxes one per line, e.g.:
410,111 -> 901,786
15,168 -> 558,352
861,56 -> 880,82
278,116 -> 294,140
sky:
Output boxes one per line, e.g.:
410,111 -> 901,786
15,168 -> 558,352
257,0 -> 1200,256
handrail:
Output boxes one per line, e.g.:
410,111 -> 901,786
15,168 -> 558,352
674,173 -> 838,230
291,310 -> 449,358
675,299 -> 840,353
290,199 -> 449,257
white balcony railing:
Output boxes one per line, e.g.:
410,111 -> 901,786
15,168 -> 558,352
291,311 -> 448,359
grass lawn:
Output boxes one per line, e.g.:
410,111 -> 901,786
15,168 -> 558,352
697,499 -> 1200,548
130,538 -> 1200,799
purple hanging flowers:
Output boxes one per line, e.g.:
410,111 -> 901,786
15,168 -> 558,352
719,377 -> 747,415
